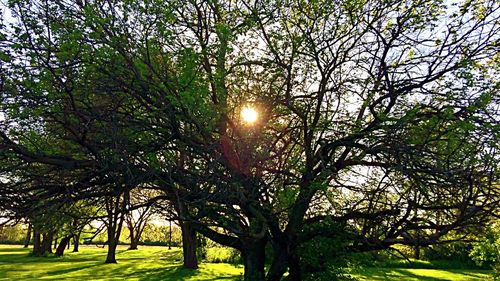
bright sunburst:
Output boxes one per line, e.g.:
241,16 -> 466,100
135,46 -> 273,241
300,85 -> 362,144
241,106 -> 258,124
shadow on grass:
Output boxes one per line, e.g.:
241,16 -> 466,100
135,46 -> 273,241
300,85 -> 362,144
446,269 -> 492,278
378,259 -> 483,270
358,268 -> 449,281
0,247 -> 30,253
0,253 -> 64,264
46,262 -> 101,276
135,266 -> 241,281
0,246 -> 232,281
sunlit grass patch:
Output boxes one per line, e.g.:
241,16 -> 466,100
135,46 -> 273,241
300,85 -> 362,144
354,267 -> 493,281
0,245 -> 493,281
0,245 -> 243,281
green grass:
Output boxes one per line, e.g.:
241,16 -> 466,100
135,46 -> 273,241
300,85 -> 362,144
353,256 -> 493,280
0,245 -> 243,280
0,245 -> 493,280
370,257 -> 482,270
353,267 -> 493,281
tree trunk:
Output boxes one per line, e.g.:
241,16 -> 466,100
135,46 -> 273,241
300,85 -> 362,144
267,246 -> 288,281
105,213 -> 125,263
24,224 -> 32,248
168,220 -> 172,250
73,232 -> 80,252
55,236 -> 71,257
128,225 -> 138,250
105,239 -> 118,263
105,227 -> 118,263
42,232 -> 53,254
104,193 -> 126,263
180,220 -> 198,269
54,238 -> 58,250
129,239 -> 138,250
287,252 -> 301,281
415,245 -> 420,260
106,239 -> 118,263
32,228 -> 42,255
241,239 -> 266,281
175,192 -> 198,270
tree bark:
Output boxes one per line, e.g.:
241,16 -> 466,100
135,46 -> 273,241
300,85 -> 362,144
106,244 -> 118,263
180,220 -> 198,269
105,223 -> 120,263
128,239 -> 138,250
241,239 -> 266,281
128,225 -> 138,250
42,232 -> 53,254
73,232 -> 80,252
24,224 -> 32,248
266,246 -> 288,281
105,227 -> 118,263
105,198 -> 117,263
174,191 -> 199,270
54,238 -> 58,249
287,252 -> 302,281
32,228 -> 42,255
104,194 -> 126,263
55,236 -> 71,257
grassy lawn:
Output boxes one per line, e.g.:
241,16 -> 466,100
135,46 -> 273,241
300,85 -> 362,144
354,267 -> 492,281
353,258 -> 494,281
0,244 -> 493,280
0,245 -> 243,280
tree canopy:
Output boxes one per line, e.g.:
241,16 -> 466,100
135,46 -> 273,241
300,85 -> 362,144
0,0 -> 499,280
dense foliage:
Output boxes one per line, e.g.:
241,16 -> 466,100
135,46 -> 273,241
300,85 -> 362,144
0,0 -> 499,280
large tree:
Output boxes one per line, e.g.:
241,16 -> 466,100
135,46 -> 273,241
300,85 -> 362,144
151,1 -> 500,280
1,0 -> 499,280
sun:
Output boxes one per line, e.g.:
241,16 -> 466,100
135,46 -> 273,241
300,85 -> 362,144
241,106 -> 258,124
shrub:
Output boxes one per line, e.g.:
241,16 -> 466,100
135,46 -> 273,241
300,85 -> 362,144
470,224 -> 500,279
205,247 -> 241,264
422,241 -> 475,265
301,266 -> 357,281
0,225 -> 26,244
298,221 -> 358,281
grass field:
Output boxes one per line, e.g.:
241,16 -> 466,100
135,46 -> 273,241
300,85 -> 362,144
354,267 -> 493,281
0,244 -> 493,280
0,245 -> 242,280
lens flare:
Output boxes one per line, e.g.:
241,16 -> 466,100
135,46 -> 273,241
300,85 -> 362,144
241,107 -> 258,124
